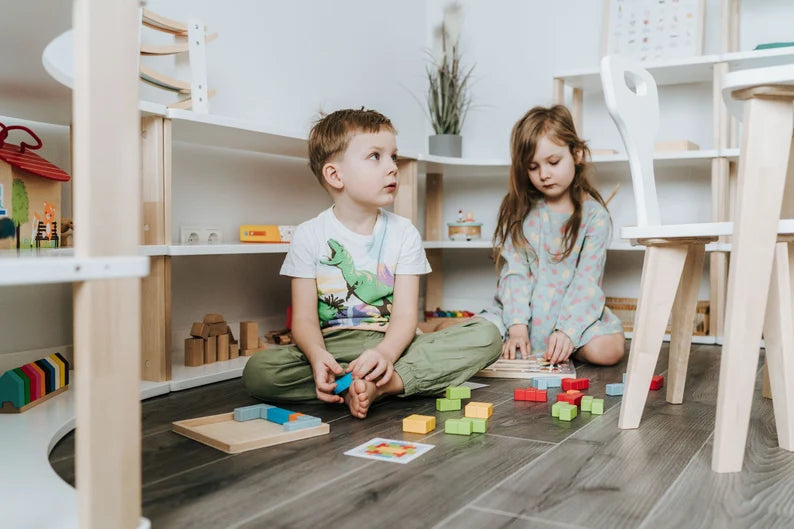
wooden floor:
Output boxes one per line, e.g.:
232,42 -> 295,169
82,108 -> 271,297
49,343 -> 794,529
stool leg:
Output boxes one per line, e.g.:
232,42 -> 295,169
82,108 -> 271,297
713,97 -> 794,472
667,243 -> 706,404
620,245 -> 688,429
762,242 -> 794,450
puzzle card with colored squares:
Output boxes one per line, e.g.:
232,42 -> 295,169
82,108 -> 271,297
344,438 -> 435,464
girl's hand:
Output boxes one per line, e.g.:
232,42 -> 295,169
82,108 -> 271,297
502,324 -> 530,359
544,331 -> 574,364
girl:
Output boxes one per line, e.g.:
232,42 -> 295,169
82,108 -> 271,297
483,105 -> 625,366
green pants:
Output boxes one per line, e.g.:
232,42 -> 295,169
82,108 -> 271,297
242,318 -> 502,402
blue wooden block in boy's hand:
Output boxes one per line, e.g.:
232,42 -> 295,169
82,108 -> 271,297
333,372 -> 353,394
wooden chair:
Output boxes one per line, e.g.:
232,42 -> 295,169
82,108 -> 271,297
600,55 -> 794,471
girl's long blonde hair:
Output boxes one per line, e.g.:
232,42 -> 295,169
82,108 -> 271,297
493,105 -> 606,267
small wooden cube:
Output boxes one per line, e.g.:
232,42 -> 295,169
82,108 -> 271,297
229,341 -> 239,359
444,418 -> 472,435
468,417 -> 487,433
208,322 -> 227,337
436,398 -> 461,411
203,313 -> 225,324
650,375 -> 665,391
590,398 -> 605,415
184,338 -> 204,367
581,395 -> 594,412
203,336 -> 217,364
606,383 -> 624,396
559,405 -> 578,421
557,391 -> 583,406
216,334 -> 230,361
240,321 -> 259,350
190,322 -> 209,339
402,414 -> 436,434
446,385 -> 471,400
551,401 -> 566,418
464,402 -> 493,419
514,388 -> 528,401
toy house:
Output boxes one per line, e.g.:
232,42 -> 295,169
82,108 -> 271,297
0,122 -> 71,250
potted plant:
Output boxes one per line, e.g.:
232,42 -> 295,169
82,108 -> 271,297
426,3 -> 474,157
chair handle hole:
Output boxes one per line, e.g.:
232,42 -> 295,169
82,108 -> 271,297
623,70 -> 648,96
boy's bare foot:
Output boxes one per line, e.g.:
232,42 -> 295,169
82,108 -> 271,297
344,378 -> 378,419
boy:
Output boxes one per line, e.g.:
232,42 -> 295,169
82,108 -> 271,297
242,108 -> 502,418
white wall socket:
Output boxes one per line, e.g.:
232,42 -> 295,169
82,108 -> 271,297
181,225 -> 223,245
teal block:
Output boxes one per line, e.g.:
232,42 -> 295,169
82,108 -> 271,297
446,386 -> 471,400
544,377 -> 561,388
436,398 -> 462,411
531,378 -> 548,390
283,416 -> 322,431
0,370 -> 26,409
267,407 -> 295,424
445,418 -> 473,435
606,383 -> 624,396
12,368 -> 30,404
591,398 -> 604,415
559,405 -> 577,421
581,395 -> 594,412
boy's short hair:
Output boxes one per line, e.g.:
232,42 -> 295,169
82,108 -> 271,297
308,108 -> 396,185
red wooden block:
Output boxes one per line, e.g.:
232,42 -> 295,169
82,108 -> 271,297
531,389 -> 548,402
562,377 -> 589,391
650,375 -> 665,391
514,388 -> 527,401
556,391 -> 583,406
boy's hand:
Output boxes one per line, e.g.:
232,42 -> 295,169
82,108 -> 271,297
310,352 -> 345,403
502,324 -> 530,359
544,331 -> 574,364
348,348 -> 394,387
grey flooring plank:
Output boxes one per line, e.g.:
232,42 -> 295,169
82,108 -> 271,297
468,346 -> 721,529
640,387 -> 794,529
235,432 -> 551,529
439,506 -> 590,529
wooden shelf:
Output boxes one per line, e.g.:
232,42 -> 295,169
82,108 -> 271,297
0,251 -> 150,286
170,350 -> 251,391
423,240 -> 492,249
722,47 -> 794,71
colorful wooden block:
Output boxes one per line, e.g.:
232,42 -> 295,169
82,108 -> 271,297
0,370 -> 26,409
559,405 -> 578,421
551,401 -> 566,418
402,414 -> 436,434
590,398 -> 605,415
562,377 -> 589,391
234,404 -> 271,422
436,398 -> 461,411
444,418 -> 473,435
650,375 -> 665,391
580,395 -> 594,412
12,369 -> 30,404
288,412 -> 305,421
467,417 -> 487,433
605,383 -> 624,396
556,391 -> 583,406
34,359 -> 55,393
446,385 -> 471,400
513,388 -> 528,401
544,377 -> 562,388
464,402 -> 493,419
530,389 -> 547,402
283,415 -> 322,431
530,378 -> 549,390
20,364 -> 42,401
266,407 -> 294,424
333,372 -> 353,395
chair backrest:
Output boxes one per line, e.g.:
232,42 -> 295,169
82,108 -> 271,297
600,55 -> 660,227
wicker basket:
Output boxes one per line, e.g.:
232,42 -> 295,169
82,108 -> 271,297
605,297 -> 710,336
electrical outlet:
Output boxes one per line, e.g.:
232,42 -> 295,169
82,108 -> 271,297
180,225 -> 223,244
204,227 -> 223,244
180,225 -> 203,245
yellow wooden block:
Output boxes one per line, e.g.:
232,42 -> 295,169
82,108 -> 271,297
464,402 -> 493,419
402,414 -> 436,434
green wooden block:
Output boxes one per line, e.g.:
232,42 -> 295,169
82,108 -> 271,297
559,405 -> 577,421
581,395 -> 594,412
436,397 -> 461,411
591,398 -> 604,415
463,417 -> 487,433
551,401 -> 566,418
446,386 -> 471,400
445,418 -> 473,435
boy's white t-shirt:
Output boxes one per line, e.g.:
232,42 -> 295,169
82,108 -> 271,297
280,207 -> 431,332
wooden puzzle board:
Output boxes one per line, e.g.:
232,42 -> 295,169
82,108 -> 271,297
476,357 -> 576,380
172,412 -> 330,454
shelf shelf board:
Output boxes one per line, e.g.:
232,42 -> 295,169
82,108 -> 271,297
0,251 -> 150,286
165,243 -> 290,256
722,47 -> 794,70
169,351 -> 251,391
167,109 -> 308,158
554,54 -> 721,92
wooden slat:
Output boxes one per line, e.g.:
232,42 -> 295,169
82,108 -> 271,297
73,0 -> 142,527
425,173 -> 443,241
394,159 -> 417,224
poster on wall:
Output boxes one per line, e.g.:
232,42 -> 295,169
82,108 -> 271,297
604,0 -> 705,62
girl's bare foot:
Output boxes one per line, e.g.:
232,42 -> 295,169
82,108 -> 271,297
344,378 -> 378,419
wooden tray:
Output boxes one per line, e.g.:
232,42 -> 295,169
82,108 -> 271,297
475,358 -> 576,380
172,412 -> 330,454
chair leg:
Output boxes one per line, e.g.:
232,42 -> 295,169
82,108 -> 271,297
666,243 -> 706,404
762,242 -> 794,451
619,245 -> 688,429
713,97 -> 794,473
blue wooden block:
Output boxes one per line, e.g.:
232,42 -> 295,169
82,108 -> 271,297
530,378 -> 547,390
283,416 -> 322,431
266,407 -> 294,424
333,372 -> 353,394
233,404 -> 273,422
543,377 -> 561,388
606,383 -> 624,396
